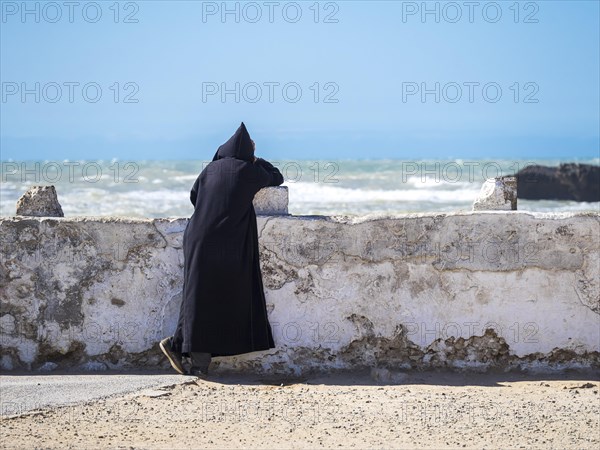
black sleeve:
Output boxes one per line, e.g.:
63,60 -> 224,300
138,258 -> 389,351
190,174 -> 200,207
254,157 -> 284,187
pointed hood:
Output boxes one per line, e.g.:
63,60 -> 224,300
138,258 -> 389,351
212,122 -> 254,162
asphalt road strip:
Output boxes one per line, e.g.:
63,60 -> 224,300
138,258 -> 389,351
0,370 -> 196,418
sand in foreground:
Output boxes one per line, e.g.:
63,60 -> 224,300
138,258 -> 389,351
1,370 -> 598,449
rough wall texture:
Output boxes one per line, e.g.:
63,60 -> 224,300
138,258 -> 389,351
1,212 -> 598,374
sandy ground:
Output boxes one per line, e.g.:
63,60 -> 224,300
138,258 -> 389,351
0,369 -> 598,449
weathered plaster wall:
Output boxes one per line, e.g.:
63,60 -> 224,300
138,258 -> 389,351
1,211 -> 598,373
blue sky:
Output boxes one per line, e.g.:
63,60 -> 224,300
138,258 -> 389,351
1,0 -> 599,160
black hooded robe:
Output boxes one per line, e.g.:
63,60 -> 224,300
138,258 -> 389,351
171,123 -> 284,357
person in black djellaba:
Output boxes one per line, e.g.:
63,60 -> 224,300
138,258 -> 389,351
160,122 -> 284,377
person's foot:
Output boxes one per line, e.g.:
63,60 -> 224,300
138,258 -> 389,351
188,366 -> 209,378
189,352 -> 211,378
159,337 -> 185,375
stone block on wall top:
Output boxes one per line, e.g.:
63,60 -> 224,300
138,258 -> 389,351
16,185 -> 64,217
473,176 -> 517,211
253,186 -> 289,215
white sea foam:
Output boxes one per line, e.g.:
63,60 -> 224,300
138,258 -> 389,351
173,174 -> 198,182
287,182 -> 479,204
1,159 -> 598,218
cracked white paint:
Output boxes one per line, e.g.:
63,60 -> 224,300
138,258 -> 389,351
0,210 -> 598,373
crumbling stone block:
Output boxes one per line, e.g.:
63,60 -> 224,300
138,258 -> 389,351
253,186 -> 288,215
16,185 -> 64,217
473,176 -> 517,211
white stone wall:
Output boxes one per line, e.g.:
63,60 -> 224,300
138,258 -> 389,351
1,211 -> 598,373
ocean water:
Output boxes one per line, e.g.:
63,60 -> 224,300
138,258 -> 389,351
1,159 -> 599,218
